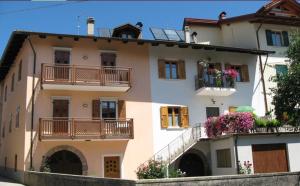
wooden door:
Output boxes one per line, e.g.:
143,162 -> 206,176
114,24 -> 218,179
252,143 -> 288,173
54,50 -> 70,80
53,99 -> 69,134
104,156 -> 120,178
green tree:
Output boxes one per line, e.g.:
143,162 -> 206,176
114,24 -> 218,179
272,32 -> 300,125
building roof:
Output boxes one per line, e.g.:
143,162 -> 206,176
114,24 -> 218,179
0,30 -> 275,81
184,0 -> 300,28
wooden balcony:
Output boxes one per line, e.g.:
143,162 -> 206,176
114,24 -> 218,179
41,64 -> 132,92
39,118 -> 134,141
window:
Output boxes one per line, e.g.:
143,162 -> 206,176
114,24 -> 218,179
266,30 -> 289,47
216,149 -> 231,168
14,154 -> 17,172
9,114 -> 12,133
160,106 -> 189,128
54,50 -> 70,64
101,101 -> 117,119
226,64 -> 249,82
15,106 -> 20,128
11,73 -> 15,92
275,65 -> 288,76
206,107 -> 220,118
101,53 -> 116,67
92,100 -> 126,119
168,107 -> 180,127
4,86 -> 7,102
18,60 -> 22,81
158,59 -> 186,79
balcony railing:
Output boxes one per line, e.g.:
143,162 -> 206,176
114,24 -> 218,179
41,64 -> 132,91
195,70 -> 236,96
195,73 -> 235,90
39,118 -> 134,140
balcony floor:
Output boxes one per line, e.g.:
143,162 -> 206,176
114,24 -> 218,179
42,83 -> 130,92
196,87 -> 236,96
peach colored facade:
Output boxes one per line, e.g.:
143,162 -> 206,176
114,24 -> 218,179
0,35 -> 154,180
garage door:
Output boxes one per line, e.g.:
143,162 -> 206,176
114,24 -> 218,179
252,143 -> 288,173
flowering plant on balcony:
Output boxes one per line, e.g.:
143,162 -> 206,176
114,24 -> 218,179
204,112 -> 254,138
207,68 -> 223,87
223,69 -> 238,87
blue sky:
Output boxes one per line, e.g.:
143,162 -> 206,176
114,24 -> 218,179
0,1 -> 268,56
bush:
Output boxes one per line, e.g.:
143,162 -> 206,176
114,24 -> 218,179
168,167 -> 185,178
136,160 -> 186,179
204,112 -> 254,138
136,160 -> 166,179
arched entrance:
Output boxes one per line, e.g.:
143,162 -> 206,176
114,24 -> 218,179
47,150 -> 82,175
41,145 -> 88,175
177,150 -> 209,177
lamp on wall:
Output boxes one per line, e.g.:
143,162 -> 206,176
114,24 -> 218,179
211,98 -> 216,104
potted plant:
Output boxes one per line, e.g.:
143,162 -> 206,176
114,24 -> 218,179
266,119 -> 281,132
224,69 -> 238,87
254,117 -> 267,132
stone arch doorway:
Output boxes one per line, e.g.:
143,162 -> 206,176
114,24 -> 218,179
48,150 -> 82,175
42,145 -> 88,175
176,149 -> 210,177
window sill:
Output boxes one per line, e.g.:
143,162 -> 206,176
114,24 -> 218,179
165,127 -> 185,131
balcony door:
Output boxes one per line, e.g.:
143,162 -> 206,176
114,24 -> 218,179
54,50 -> 70,81
53,99 -> 69,134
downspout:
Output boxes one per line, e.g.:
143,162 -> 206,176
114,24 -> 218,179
27,36 -> 36,170
234,135 -> 239,174
256,23 -> 269,114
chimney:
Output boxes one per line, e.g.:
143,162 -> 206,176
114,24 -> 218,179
87,17 -> 95,36
191,32 -> 198,43
184,26 -> 191,43
218,11 -> 227,20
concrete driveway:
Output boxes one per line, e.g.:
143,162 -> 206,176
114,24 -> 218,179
0,176 -> 24,186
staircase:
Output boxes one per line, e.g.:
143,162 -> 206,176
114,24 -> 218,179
139,124 -> 202,171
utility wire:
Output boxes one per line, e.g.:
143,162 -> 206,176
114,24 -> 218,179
0,1 -> 86,16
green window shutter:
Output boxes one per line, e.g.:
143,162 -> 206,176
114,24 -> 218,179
266,30 -> 273,46
282,31 -> 289,47
275,65 -> 288,76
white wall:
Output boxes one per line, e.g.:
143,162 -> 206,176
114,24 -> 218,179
237,134 -> 300,173
149,45 -> 265,153
189,26 -> 222,45
210,137 -> 236,175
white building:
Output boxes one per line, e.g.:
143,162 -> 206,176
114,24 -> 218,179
147,0 -> 300,177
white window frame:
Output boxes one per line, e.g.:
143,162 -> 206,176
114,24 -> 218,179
101,153 -> 123,179
99,98 -> 118,120
52,47 -> 72,65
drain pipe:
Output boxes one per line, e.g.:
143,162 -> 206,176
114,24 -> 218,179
234,135 -> 239,174
27,36 -> 36,170
256,23 -> 269,114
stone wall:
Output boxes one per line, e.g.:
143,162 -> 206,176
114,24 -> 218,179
23,171 -> 300,186
24,171 -> 135,186
136,172 -> 300,186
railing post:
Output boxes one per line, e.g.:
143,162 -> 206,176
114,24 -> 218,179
182,134 -> 184,153
71,118 -> 74,139
72,65 -> 75,85
39,118 -> 42,141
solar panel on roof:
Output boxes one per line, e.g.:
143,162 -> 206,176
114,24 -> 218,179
175,30 -> 185,42
98,28 -> 112,37
164,29 -> 181,41
149,28 -> 168,40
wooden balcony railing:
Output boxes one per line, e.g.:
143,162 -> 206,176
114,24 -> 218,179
41,63 -> 132,87
39,118 -> 134,140
195,72 -> 235,90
